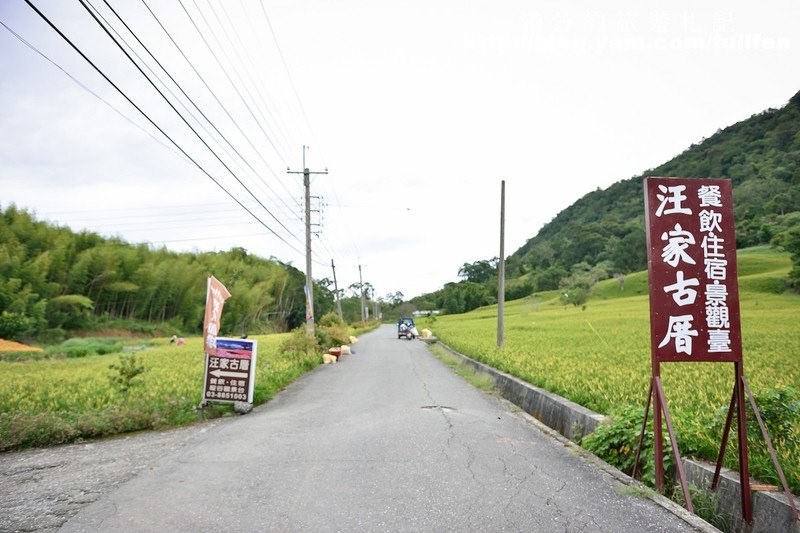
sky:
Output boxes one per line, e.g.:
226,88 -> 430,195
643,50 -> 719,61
1,1 -> 799,302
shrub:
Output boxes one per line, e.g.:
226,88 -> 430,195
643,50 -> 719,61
0,311 -> 38,341
108,353 -> 147,392
710,386 -> 800,489
44,338 -> 126,359
583,404 -> 675,488
278,327 -> 319,358
318,311 -> 345,328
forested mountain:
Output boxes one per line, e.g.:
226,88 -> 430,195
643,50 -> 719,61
0,205 -> 338,341
413,89 -> 800,313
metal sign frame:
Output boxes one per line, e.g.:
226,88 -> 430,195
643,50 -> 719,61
635,177 -> 797,525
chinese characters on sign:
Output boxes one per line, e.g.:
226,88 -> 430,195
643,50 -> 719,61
644,177 -> 742,363
202,337 -> 257,404
203,276 -> 231,357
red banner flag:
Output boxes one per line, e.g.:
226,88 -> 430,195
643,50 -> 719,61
203,276 -> 231,356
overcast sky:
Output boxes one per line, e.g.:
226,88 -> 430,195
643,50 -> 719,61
1,1 -> 799,301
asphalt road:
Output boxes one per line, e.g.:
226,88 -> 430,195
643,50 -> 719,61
2,325 -> 715,532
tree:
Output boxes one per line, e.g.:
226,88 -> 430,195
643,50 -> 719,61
45,295 -> 94,330
559,261 -> 612,307
457,258 -> 498,283
772,219 -> 800,292
385,291 -> 404,306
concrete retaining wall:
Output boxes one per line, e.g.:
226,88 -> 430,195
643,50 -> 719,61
437,341 -> 799,532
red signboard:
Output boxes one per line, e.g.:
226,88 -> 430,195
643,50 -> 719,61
202,337 -> 257,404
644,177 -> 742,363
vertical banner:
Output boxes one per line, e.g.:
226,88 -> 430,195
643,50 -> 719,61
303,284 -> 313,322
203,276 -> 231,357
643,177 -> 743,363
202,337 -> 257,404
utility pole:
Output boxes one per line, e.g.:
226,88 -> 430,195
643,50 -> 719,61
497,180 -> 506,349
331,259 -> 343,322
288,146 -> 327,339
358,263 -> 366,323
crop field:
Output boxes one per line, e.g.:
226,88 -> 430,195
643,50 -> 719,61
0,333 -> 321,451
416,247 -> 800,494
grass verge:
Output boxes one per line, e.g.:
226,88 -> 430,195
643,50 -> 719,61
426,343 -> 497,394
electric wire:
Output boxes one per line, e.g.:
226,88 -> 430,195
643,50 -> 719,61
84,0 -> 248,182
73,0 -> 304,246
259,0 -> 325,166
140,0 -> 302,212
197,0 -> 302,209
17,2 -> 348,285
0,18 -> 191,168
21,0 -> 304,257
212,0 -> 296,162
42,199 -> 301,218
255,4 -> 361,264
146,231 -> 289,245
196,0 -> 292,163
176,0 -> 292,192
96,0 -> 303,228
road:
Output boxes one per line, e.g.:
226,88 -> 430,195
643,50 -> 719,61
2,324 -> 715,532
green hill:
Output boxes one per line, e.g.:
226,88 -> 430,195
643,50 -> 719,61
413,89 -> 800,312
508,88 -> 800,284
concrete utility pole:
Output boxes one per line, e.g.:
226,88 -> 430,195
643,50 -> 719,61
497,180 -> 506,349
288,146 -> 327,339
331,259 -> 343,322
358,263 -> 366,322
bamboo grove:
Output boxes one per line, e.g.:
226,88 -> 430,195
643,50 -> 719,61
0,205 -> 334,341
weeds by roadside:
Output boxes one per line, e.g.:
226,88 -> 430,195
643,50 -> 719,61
426,343 -> 497,394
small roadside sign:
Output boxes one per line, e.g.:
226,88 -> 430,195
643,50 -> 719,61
202,337 -> 257,404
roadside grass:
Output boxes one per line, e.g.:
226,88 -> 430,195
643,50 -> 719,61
615,484 -> 656,499
671,483 -> 737,533
427,343 -> 497,394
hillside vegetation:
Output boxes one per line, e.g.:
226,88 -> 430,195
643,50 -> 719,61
412,89 -> 800,313
0,204 -> 326,342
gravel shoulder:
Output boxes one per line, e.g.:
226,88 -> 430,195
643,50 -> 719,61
0,418 -> 226,533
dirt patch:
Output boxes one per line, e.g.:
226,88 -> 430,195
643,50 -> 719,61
0,339 -> 43,352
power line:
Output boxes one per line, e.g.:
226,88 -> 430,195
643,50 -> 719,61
140,0 -> 302,213
21,0 -> 304,257
93,0 -> 301,228
0,18 -> 190,167
213,0 -> 296,160
259,1 -> 325,166
17,2 -> 344,275
36,199 -> 300,217
74,0 -> 304,247
175,0 -> 291,186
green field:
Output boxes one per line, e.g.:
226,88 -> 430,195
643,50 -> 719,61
0,333 -> 325,451
416,246 -> 800,494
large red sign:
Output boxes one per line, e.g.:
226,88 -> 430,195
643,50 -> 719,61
644,177 -> 742,363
